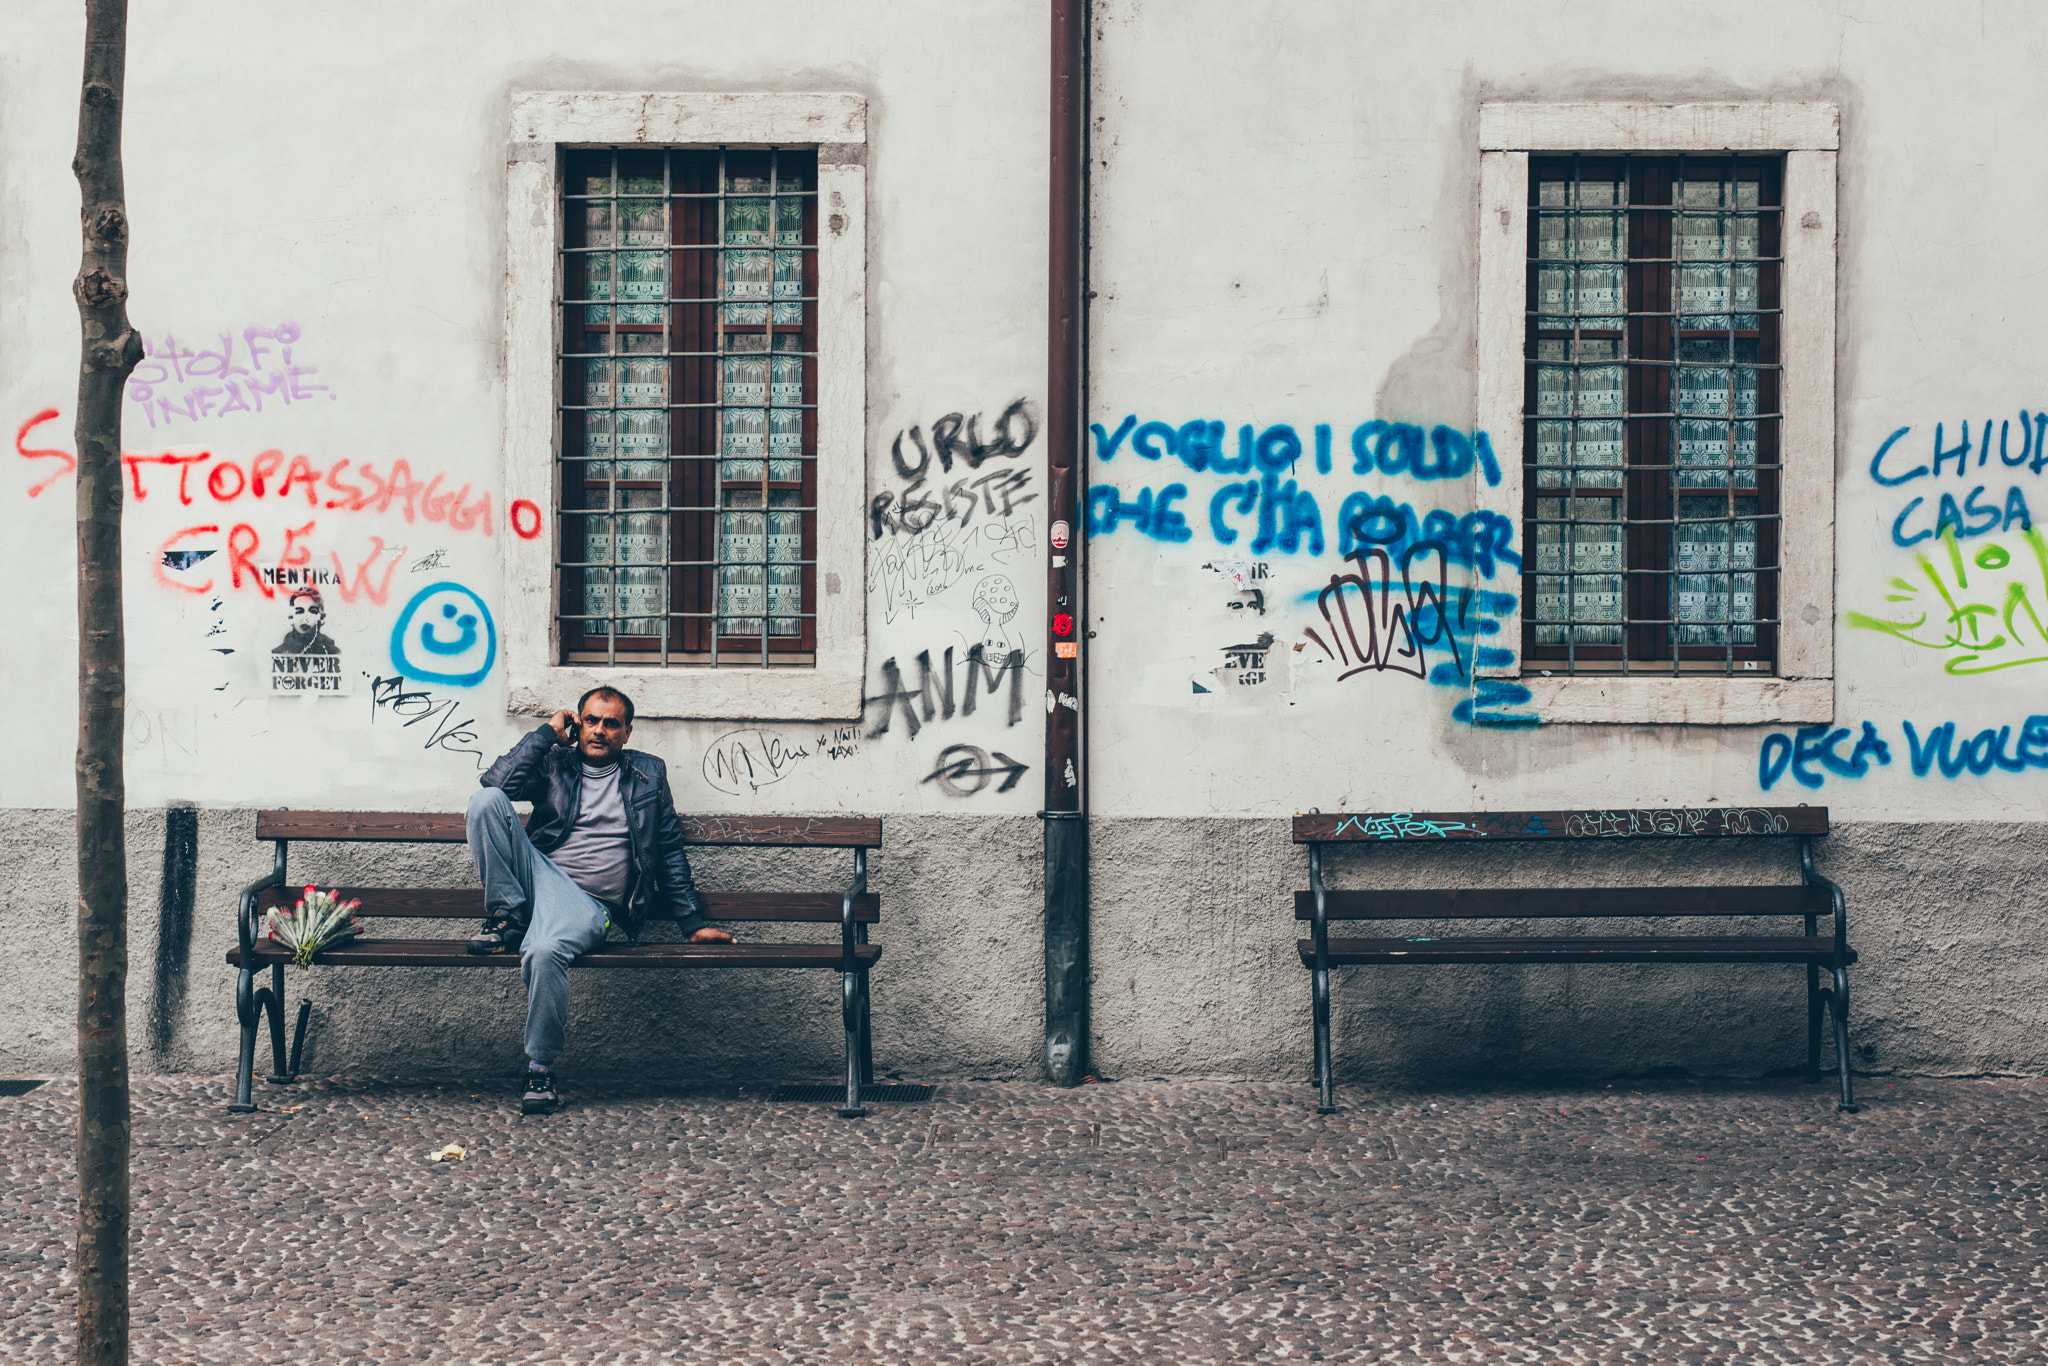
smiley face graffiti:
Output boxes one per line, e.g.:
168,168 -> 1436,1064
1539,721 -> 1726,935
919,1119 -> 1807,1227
389,582 -> 497,687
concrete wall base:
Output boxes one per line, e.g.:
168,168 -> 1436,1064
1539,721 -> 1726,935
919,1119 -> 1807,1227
2,812 -> 2039,1087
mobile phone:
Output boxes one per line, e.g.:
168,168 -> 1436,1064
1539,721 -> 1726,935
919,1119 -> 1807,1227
563,718 -> 580,744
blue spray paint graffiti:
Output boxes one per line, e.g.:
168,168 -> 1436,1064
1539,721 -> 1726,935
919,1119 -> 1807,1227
1091,413 -> 1535,725
1092,416 -> 1501,484
1757,715 -> 2048,788
1758,722 -> 1893,790
389,582 -> 497,687
1087,417 -> 1510,559
1867,418 -> 2043,547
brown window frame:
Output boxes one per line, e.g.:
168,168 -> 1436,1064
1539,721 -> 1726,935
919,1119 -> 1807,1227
557,146 -> 820,669
1522,153 -> 1784,676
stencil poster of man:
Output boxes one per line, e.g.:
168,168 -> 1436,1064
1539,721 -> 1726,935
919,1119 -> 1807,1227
270,587 -> 345,693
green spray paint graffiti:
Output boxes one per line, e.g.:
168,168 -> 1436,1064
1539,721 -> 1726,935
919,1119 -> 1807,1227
1844,528 -> 2048,674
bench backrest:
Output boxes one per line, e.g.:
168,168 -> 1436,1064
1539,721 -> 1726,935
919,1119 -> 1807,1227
1292,885 -> 1831,921
256,809 -> 882,848
252,809 -> 880,927
1292,807 -> 1826,844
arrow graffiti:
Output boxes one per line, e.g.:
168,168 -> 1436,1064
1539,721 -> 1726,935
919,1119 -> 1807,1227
922,744 -> 1030,798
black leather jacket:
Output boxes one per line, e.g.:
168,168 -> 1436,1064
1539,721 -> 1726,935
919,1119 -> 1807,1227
479,724 -> 705,939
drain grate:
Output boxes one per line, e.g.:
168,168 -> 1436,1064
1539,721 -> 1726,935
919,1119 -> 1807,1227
0,1080 -> 47,1098
771,1083 -> 933,1104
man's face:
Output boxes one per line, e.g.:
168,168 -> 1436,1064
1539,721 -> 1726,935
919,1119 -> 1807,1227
577,693 -> 632,762
288,597 -> 324,638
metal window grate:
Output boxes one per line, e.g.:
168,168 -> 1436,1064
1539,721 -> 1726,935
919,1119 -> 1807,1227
556,147 -> 820,669
0,1080 -> 48,1097
770,1083 -> 934,1104
1523,153 -> 1784,676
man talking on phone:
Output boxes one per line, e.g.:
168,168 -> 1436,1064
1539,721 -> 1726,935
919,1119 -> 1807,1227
463,685 -> 731,1114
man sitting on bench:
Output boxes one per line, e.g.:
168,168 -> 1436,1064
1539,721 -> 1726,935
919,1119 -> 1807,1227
465,685 -> 732,1114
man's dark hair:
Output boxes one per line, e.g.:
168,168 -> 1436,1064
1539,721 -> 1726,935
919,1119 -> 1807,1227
577,685 -> 634,725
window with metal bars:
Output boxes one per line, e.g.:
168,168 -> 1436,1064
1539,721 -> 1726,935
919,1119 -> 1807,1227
1523,154 -> 1783,675
558,146 -> 818,668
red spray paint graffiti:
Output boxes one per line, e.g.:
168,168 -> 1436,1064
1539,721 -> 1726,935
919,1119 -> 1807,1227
14,408 -> 537,542
15,409 -> 75,497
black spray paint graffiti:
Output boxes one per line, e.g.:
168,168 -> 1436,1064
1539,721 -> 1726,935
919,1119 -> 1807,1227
922,744 -> 1029,798
366,673 -> 485,767
1304,546 -> 1468,683
701,724 -> 862,796
868,517 -> 1037,625
864,645 -> 1027,739
871,399 -> 1040,539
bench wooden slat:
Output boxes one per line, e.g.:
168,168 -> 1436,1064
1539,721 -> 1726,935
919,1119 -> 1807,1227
1299,936 -> 1855,965
231,941 -> 882,970
1293,885 -> 1831,921
255,809 -> 884,848
254,886 -> 881,922
1292,807 -> 1827,843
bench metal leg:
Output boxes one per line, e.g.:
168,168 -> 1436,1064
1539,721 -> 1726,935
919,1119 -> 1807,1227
838,968 -> 866,1119
263,963 -> 300,1085
1805,962 -> 1823,1083
1826,965 -> 1858,1112
229,966 -> 261,1112
1312,963 -> 1335,1114
283,999 -> 312,1081
856,969 -> 874,1088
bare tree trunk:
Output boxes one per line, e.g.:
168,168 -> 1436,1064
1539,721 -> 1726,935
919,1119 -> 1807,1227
73,2 -> 143,1363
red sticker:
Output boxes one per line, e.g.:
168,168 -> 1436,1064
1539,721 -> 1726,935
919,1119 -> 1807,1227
1053,612 -> 1073,637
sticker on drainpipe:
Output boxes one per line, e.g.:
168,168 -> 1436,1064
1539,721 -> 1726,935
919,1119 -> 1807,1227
1050,520 -> 1070,550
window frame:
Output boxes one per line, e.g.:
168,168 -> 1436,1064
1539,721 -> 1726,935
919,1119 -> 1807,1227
1477,102 -> 1837,725
503,92 -> 867,721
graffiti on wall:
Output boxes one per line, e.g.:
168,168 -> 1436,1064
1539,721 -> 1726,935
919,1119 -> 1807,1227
366,674 -> 487,767
870,399 -> 1038,540
869,518 -> 1037,626
1758,715 -> 2048,788
701,725 -> 863,796
863,645 -> 1028,741
126,322 -> 335,429
1846,528 -> 2048,675
16,401 -> 512,743
1086,412 -> 1530,725
1088,416 -> 1503,553
1867,417 -> 2041,547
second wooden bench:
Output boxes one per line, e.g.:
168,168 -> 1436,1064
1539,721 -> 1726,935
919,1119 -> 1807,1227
1293,806 -> 1857,1114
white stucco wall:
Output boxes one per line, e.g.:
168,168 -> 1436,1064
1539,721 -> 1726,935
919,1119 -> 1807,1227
0,0 -> 1050,818
2,2 -> 2045,1085
1085,0 -> 2048,820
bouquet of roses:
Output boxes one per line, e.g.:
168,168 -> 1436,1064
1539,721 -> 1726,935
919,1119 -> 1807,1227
265,886 -> 363,967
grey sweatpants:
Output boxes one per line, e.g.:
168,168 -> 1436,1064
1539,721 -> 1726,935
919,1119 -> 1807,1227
465,787 -> 611,1068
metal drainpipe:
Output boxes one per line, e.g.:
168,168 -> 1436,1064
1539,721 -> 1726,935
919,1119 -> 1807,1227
1042,0 -> 1089,1087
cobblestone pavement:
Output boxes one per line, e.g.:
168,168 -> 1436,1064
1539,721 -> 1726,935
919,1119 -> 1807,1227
3,1072 -> 2045,1364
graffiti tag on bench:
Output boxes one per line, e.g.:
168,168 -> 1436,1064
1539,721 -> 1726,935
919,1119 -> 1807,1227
1295,807 -> 1821,843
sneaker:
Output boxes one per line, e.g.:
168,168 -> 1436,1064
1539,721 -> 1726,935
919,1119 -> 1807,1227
467,914 -> 526,956
521,1069 -> 558,1115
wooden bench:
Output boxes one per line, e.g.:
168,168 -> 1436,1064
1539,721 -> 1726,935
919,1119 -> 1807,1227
227,809 -> 883,1117
1293,807 -> 1858,1114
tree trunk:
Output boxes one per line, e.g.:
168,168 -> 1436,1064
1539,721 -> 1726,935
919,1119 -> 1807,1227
73,2 -> 143,1363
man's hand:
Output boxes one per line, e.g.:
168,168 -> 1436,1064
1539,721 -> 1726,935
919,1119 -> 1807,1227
548,708 -> 576,745
688,927 -> 733,944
